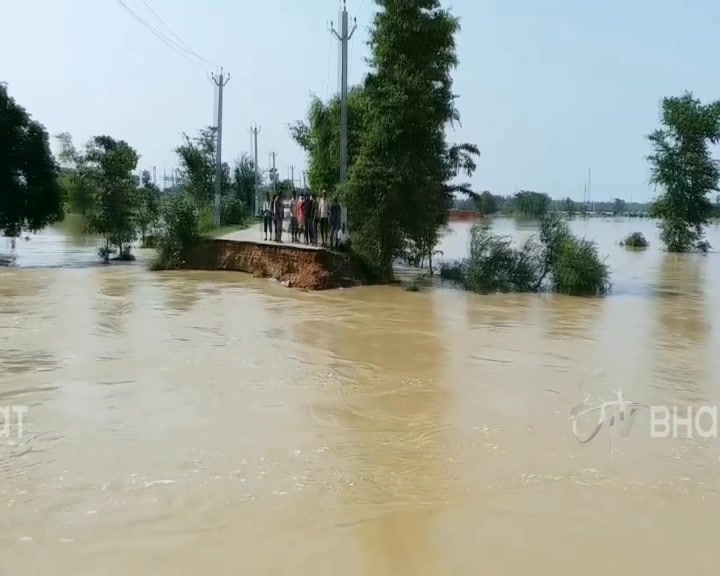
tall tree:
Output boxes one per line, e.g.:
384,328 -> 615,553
175,126 -> 230,206
476,191 -> 499,215
55,132 -> 96,217
82,136 -> 140,261
560,197 -> 576,216
232,153 -> 259,209
612,198 -> 626,215
290,88 -> 369,194
0,83 -> 63,236
343,0 -> 478,280
513,190 -> 550,217
136,170 -> 161,244
648,92 -> 720,252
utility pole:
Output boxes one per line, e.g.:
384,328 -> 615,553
250,124 -> 261,214
270,151 -> 278,192
290,165 -> 295,190
331,0 -> 356,187
211,68 -> 230,227
302,171 -> 307,192
153,166 -> 157,186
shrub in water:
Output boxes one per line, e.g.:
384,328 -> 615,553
440,214 -> 611,296
152,193 -> 201,269
619,232 -> 649,248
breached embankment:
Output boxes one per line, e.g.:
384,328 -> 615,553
181,239 -> 369,290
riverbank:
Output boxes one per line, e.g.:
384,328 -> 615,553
181,237 -> 368,290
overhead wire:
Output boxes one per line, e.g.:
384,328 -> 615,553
112,0 -> 209,70
353,0 -> 366,19
137,0 -> 217,68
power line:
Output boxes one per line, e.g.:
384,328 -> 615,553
137,0 -> 216,68
354,0 -> 367,19
112,0 -> 206,69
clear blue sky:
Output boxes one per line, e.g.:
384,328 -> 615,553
2,0 -> 718,201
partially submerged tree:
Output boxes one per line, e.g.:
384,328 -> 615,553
612,198 -> 626,215
440,214 -> 611,296
475,191 -> 498,215
648,92 -> 720,252
0,83 -> 64,236
343,0 -> 480,280
82,136 -> 140,262
512,190 -> 551,217
560,197 -> 576,216
56,132 -> 96,217
136,169 -> 161,245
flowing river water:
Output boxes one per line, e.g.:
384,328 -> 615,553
2,216 -> 720,575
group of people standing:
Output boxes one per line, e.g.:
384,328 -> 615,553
261,190 -> 346,248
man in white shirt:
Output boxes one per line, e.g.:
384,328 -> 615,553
318,190 -> 330,247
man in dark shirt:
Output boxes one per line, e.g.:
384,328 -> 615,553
273,193 -> 284,242
306,194 -> 317,246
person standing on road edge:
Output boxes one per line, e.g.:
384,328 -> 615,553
318,190 -> 330,247
298,194 -> 306,244
306,193 -> 317,245
273,193 -> 284,242
262,192 -> 272,241
289,190 -> 298,243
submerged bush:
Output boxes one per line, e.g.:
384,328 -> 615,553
151,193 -> 201,270
440,214 -> 611,296
619,232 -> 649,248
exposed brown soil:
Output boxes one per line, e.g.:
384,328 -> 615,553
181,239 -> 369,290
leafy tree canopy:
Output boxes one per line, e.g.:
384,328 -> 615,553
0,83 -> 63,236
648,92 -> 720,252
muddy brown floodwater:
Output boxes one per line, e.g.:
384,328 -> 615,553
2,217 -> 720,575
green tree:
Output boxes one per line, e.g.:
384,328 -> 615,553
82,136 -> 140,262
475,191 -> 498,215
612,198 -> 626,215
136,170 -> 161,245
152,192 -> 201,270
514,190 -> 550,217
55,133 -> 100,220
560,197 -> 576,216
276,179 -> 294,198
232,153 -> 259,211
0,83 -> 63,236
176,126 -> 230,206
342,0 -> 478,280
648,92 -> 720,252
290,88 -> 368,194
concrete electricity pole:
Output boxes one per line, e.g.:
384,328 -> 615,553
302,171 -> 307,192
211,68 -> 230,227
290,165 -> 295,189
250,124 -> 261,214
270,151 -> 278,192
331,0 -> 356,186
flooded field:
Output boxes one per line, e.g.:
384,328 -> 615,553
1,216 -> 720,575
